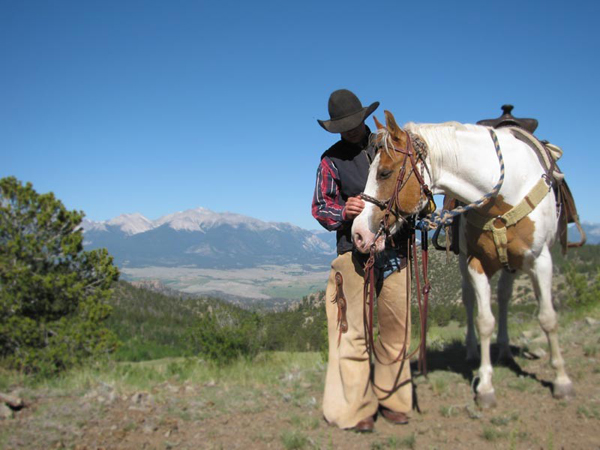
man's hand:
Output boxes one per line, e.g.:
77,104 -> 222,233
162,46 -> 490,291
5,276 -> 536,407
343,196 -> 365,220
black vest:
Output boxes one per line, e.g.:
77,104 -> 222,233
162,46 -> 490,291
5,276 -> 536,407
321,135 -> 375,254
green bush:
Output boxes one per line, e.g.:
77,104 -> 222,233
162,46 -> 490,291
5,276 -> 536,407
186,311 -> 263,365
565,263 -> 600,309
0,177 -> 119,375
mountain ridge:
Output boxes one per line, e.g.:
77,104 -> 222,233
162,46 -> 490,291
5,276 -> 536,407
82,207 -> 336,269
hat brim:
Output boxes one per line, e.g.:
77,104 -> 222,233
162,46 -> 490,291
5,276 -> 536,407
318,101 -> 380,133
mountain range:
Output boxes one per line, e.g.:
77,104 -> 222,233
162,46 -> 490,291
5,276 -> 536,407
82,208 -> 337,269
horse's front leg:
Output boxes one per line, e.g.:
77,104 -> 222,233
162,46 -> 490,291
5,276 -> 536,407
497,270 -> 517,365
528,246 -> 575,399
465,256 -> 496,408
459,254 -> 479,362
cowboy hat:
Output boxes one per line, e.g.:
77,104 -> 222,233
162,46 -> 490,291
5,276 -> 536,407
318,89 -> 379,133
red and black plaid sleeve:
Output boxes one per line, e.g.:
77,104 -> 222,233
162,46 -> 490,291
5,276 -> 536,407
311,157 -> 347,231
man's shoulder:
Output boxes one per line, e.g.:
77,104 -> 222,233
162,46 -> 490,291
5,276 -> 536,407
320,140 -> 345,161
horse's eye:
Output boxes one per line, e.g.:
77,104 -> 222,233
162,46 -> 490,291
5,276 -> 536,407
378,169 -> 393,180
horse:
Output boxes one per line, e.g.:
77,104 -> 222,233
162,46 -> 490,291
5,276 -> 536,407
351,110 -> 574,408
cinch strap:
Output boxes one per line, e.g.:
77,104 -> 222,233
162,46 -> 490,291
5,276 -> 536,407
466,176 -> 551,269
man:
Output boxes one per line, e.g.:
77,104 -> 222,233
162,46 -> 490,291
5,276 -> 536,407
312,89 -> 412,432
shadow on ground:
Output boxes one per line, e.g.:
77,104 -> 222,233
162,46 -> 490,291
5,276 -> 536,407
411,341 -> 554,394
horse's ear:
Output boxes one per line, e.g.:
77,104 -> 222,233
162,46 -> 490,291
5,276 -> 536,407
373,115 -> 385,130
384,110 -> 408,148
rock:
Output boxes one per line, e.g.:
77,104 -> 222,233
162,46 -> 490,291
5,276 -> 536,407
130,392 -> 153,405
530,347 -> 547,359
184,386 -> 195,394
0,392 -> 23,408
0,403 -> 14,419
131,392 -> 145,404
465,404 -> 482,419
585,317 -> 598,326
521,330 -> 536,340
107,391 -> 118,404
128,406 -> 150,413
166,384 -> 180,394
142,424 -> 156,435
204,380 -> 216,387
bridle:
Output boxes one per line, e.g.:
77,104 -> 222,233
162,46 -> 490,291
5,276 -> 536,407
359,130 -> 434,386
360,130 -> 433,244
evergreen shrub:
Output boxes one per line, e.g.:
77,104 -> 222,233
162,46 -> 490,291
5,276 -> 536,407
0,177 -> 119,375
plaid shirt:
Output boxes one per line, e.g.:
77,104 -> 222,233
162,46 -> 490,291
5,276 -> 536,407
311,156 -> 350,231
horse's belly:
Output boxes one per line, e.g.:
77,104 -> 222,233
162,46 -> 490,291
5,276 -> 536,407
465,216 -> 535,276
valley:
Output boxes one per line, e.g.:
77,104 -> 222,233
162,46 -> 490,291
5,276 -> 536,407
121,264 -> 330,302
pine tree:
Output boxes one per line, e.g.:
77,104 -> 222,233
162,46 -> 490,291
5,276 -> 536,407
0,177 -> 119,375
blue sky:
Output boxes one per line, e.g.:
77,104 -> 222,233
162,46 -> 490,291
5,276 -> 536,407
1,0 -> 599,230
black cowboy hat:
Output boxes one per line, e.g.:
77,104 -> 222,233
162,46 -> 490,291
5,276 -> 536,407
318,89 -> 379,133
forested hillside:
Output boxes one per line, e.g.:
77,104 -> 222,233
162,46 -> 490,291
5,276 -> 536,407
106,243 -> 599,364
106,282 -> 328,363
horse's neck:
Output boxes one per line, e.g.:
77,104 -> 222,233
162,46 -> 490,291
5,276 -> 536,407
423,126 -> 540,204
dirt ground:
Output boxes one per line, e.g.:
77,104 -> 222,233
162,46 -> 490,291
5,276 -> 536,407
2,317 -> 600,450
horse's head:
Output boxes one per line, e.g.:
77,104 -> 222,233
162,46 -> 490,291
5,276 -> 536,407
352,110 -> 430,254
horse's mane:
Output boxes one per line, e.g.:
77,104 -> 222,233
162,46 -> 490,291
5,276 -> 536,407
371,129 -> 397,159
402,122 -> 482,176
404,121 -> 472,155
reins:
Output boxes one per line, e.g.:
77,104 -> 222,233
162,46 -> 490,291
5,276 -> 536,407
360,132 -> 433,379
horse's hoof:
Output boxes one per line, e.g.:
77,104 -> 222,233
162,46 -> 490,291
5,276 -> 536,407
553,382 -> 575,400
476,392 -> 497,409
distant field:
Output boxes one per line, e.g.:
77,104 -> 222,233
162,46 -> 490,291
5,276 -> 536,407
121,264 -> 330,301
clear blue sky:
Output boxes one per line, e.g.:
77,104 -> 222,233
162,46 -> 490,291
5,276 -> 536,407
2,0 -> 599,230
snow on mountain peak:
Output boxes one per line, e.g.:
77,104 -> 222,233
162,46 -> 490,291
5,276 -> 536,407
82,207 -> 308,236
154,207 -> 272,232
107,213 -> 153,235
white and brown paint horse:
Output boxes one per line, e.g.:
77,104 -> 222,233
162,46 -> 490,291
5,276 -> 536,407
352,111 -> 574,407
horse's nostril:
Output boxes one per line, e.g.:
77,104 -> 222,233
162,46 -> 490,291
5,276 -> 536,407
354,232 -> 363,245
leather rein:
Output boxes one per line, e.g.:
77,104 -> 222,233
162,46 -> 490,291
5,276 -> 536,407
360,131 -> 434,382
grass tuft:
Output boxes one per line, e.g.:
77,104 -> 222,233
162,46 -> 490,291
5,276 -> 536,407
482,426 -> 507,441
281,429 -> 308,449
372,434 -> 416,449
439,405 -> 459,418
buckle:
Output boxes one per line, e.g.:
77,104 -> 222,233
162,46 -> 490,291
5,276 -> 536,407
493,215 -> 507,229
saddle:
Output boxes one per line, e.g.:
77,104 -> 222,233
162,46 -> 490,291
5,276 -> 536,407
477,104 -> 539,134
440,105 -> 585,256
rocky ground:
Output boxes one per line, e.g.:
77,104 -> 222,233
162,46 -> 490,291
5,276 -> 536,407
1,315 -> 599,449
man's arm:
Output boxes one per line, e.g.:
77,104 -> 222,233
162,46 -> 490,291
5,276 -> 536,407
311,157 -> 347,231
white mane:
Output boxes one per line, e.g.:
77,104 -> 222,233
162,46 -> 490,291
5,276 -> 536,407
404,121 -> 473,156
403,121 -> 482,183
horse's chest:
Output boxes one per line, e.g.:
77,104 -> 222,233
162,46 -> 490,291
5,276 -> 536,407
464,199 -> 536,275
